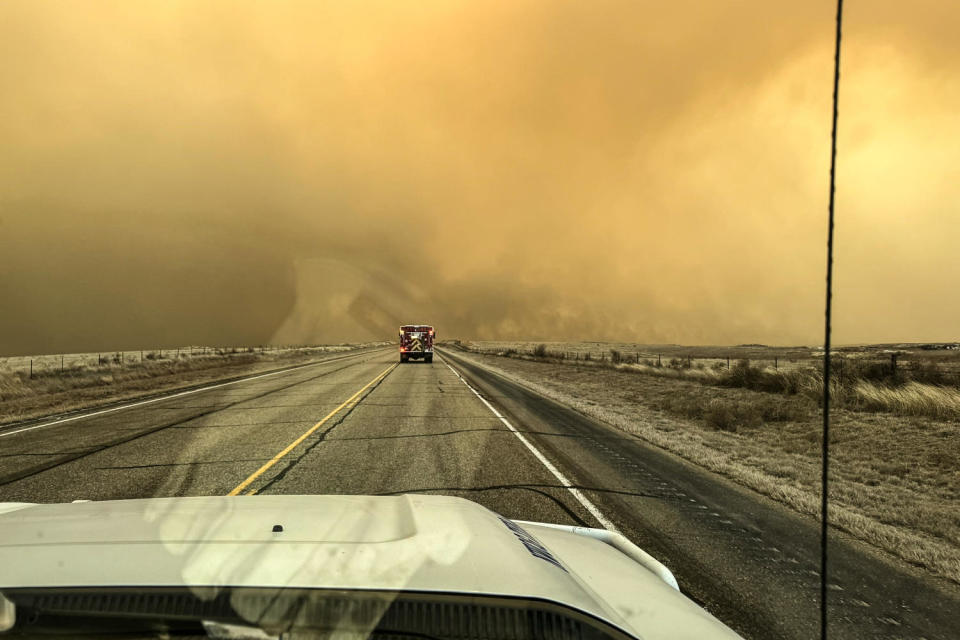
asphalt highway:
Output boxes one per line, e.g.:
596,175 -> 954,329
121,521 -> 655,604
0,346 -> 957,639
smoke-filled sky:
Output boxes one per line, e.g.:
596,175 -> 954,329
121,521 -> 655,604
1,1 -> 957,354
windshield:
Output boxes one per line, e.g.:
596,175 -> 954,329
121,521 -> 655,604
1,2 -> 958,640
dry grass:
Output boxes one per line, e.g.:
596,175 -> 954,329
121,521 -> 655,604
0,343 -> 388,424
852,380 -> 960,419
458,341 -> 960,421
448,348 -> 960,584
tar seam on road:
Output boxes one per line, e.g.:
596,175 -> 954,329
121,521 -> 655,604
440,355 -> 620,533
0,349 -> 386,439
226,363 -> 398,496
250,367 -> 397,496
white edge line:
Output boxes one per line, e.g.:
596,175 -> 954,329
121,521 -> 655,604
440,355 -> 620,534
0,349 -> 383,439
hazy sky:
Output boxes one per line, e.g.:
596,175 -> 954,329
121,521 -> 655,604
1,1 -> 957,354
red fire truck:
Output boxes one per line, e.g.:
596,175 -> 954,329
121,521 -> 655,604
399,324 -> 434,363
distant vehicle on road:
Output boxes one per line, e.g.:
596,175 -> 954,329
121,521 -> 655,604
399,324 -> 434,363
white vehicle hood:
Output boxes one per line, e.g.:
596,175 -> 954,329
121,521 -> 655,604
0,494 -> 740,639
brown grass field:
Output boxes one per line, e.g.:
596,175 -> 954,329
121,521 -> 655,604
449,340 -> 960,584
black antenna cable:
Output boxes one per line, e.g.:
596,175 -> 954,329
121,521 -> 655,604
821,0 -> 844,638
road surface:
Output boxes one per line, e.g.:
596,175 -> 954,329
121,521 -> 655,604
0,346 -> 957,639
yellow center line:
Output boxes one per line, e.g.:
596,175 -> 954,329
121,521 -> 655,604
227,362 -> 397,496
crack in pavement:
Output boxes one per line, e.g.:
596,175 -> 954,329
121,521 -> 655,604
202,404 -> 348,410
328,428 -> 593,442
252,367 -> 397,495
0,451 -> 97,457
372,483 -> 682,503
170,420 -> 314,429
370,484 -> 598,526
140,405 -> 231,410
95,458 -> 272,470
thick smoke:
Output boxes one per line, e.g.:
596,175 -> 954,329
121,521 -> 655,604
1,1 -> 957,354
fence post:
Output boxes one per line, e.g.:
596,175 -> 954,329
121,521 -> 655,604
727,356 -> 730,369
61,355 -> 64,372
657,354 -> 661,366
140,351 -> 143,362
30,359 -> 33,379
774,356 -> 778,370
120,352 -> 124,367
891,353 -> 898,377
98,353 -> 102,366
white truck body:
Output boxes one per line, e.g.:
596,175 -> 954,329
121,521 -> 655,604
0,494 -> 741,639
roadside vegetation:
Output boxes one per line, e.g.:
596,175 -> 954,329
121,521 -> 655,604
0,344 -> 387,425
448,342 -> 960,584
458,341 -> 960,421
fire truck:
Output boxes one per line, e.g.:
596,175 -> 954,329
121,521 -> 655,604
399,324 -> 434,363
